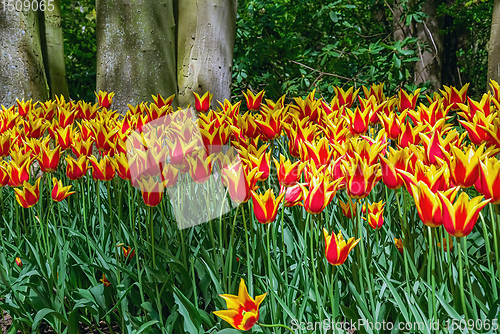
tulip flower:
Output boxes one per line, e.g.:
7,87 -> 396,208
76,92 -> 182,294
186,150 -> 213,184
152,93 -> 175,108
394,238 -> 404,253
273,154 -> 304,187
8,160 -> 31,187
341,154 -> 382,199
15,257 -> 22,268
323,228 -> 360,266
223,162 -> 262,204
51,178 -> 75,202
112,152 -> 133,181
14,178 -> 41,208
333,86 -> 359,108
58,106 -> 76,128
251,189 -> 285,224
243,89 -> 265,111
345,107 -> 370,135
100,274 -> 111,287
66,156 -> 88,180
301,175 -> 341,215
397,88 -> 420,111
214,278 -> 267,331
17,99 -> 32,117
363,201 -> 385,230
441,84 -> 469,111
444,144 -> 484,188
193,91 -> 213,112
380,147 -> 409,190
437,191 -> 490,237
55,126 -> 73,150
338,198 -> 357,219
362,82 -> 385,104
161,164 -> 180,188
437,237 -> 453,252
88,155 -> 116,181
279,184 -> 304,207
410,182 -> 459,228
292,90 -> 321,121
95,91 -> 115,109
0,133 -> 12,157
137,177 -> 165,207
474,156 -> 500,204
379,110 -> 407,140
0,163 -> 9,187
398,123 -> 425,148
300,137 -> 334,167
71,137 -> 94,157
120,245 -> 135,260
255,106 -> 283,140
38,144 -> 61,173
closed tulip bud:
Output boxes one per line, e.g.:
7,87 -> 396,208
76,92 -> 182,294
15,257 -> 22,267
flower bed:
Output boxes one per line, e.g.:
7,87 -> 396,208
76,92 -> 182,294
0,83 -> 499,333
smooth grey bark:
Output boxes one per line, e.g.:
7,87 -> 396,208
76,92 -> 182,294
0,9 -> 49,106
96,0 -> 177,112
488,0 -> 500,85
40,0 -> 70,99
176,0 -> 237,109
414,0 -> 443,92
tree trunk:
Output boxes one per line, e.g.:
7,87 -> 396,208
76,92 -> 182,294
176,0 -> 237,108
96,0 -> 178,112
0,9 -> 49,106
488,0 -> 500,85
40,0 -> 70,99
414,0 -> 443,92
392,0 -> 411,42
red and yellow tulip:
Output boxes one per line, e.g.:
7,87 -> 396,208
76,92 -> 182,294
323,228 -> 360,266
214,279 -> 266,331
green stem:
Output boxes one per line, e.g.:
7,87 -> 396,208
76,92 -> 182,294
267,223 -> 276,321
280,193 -> 288,287
427,227 -> 437,328
489,204 -> 500,289
479,212 -> 497,300
462,236 -> 477,318
311,215 -> 323,328
128,183 -> 145,305
242,204 -> 253,296
150,206 -> 163,326
457,238 -> 468,321
395,188 -> 411,294
359,201 -> 375,313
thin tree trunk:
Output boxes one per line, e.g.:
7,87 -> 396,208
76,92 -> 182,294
488,0 -> 500,85
393,0 -> 411,42
176,0 -> 237,108
40,0 -> 70,99
0,9 -> 49,106
414,0 -> 443,92
96,0 -> 177,112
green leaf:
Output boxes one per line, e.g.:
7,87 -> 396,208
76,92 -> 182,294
329,11 -> 338,23
173,286 -> 203,334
